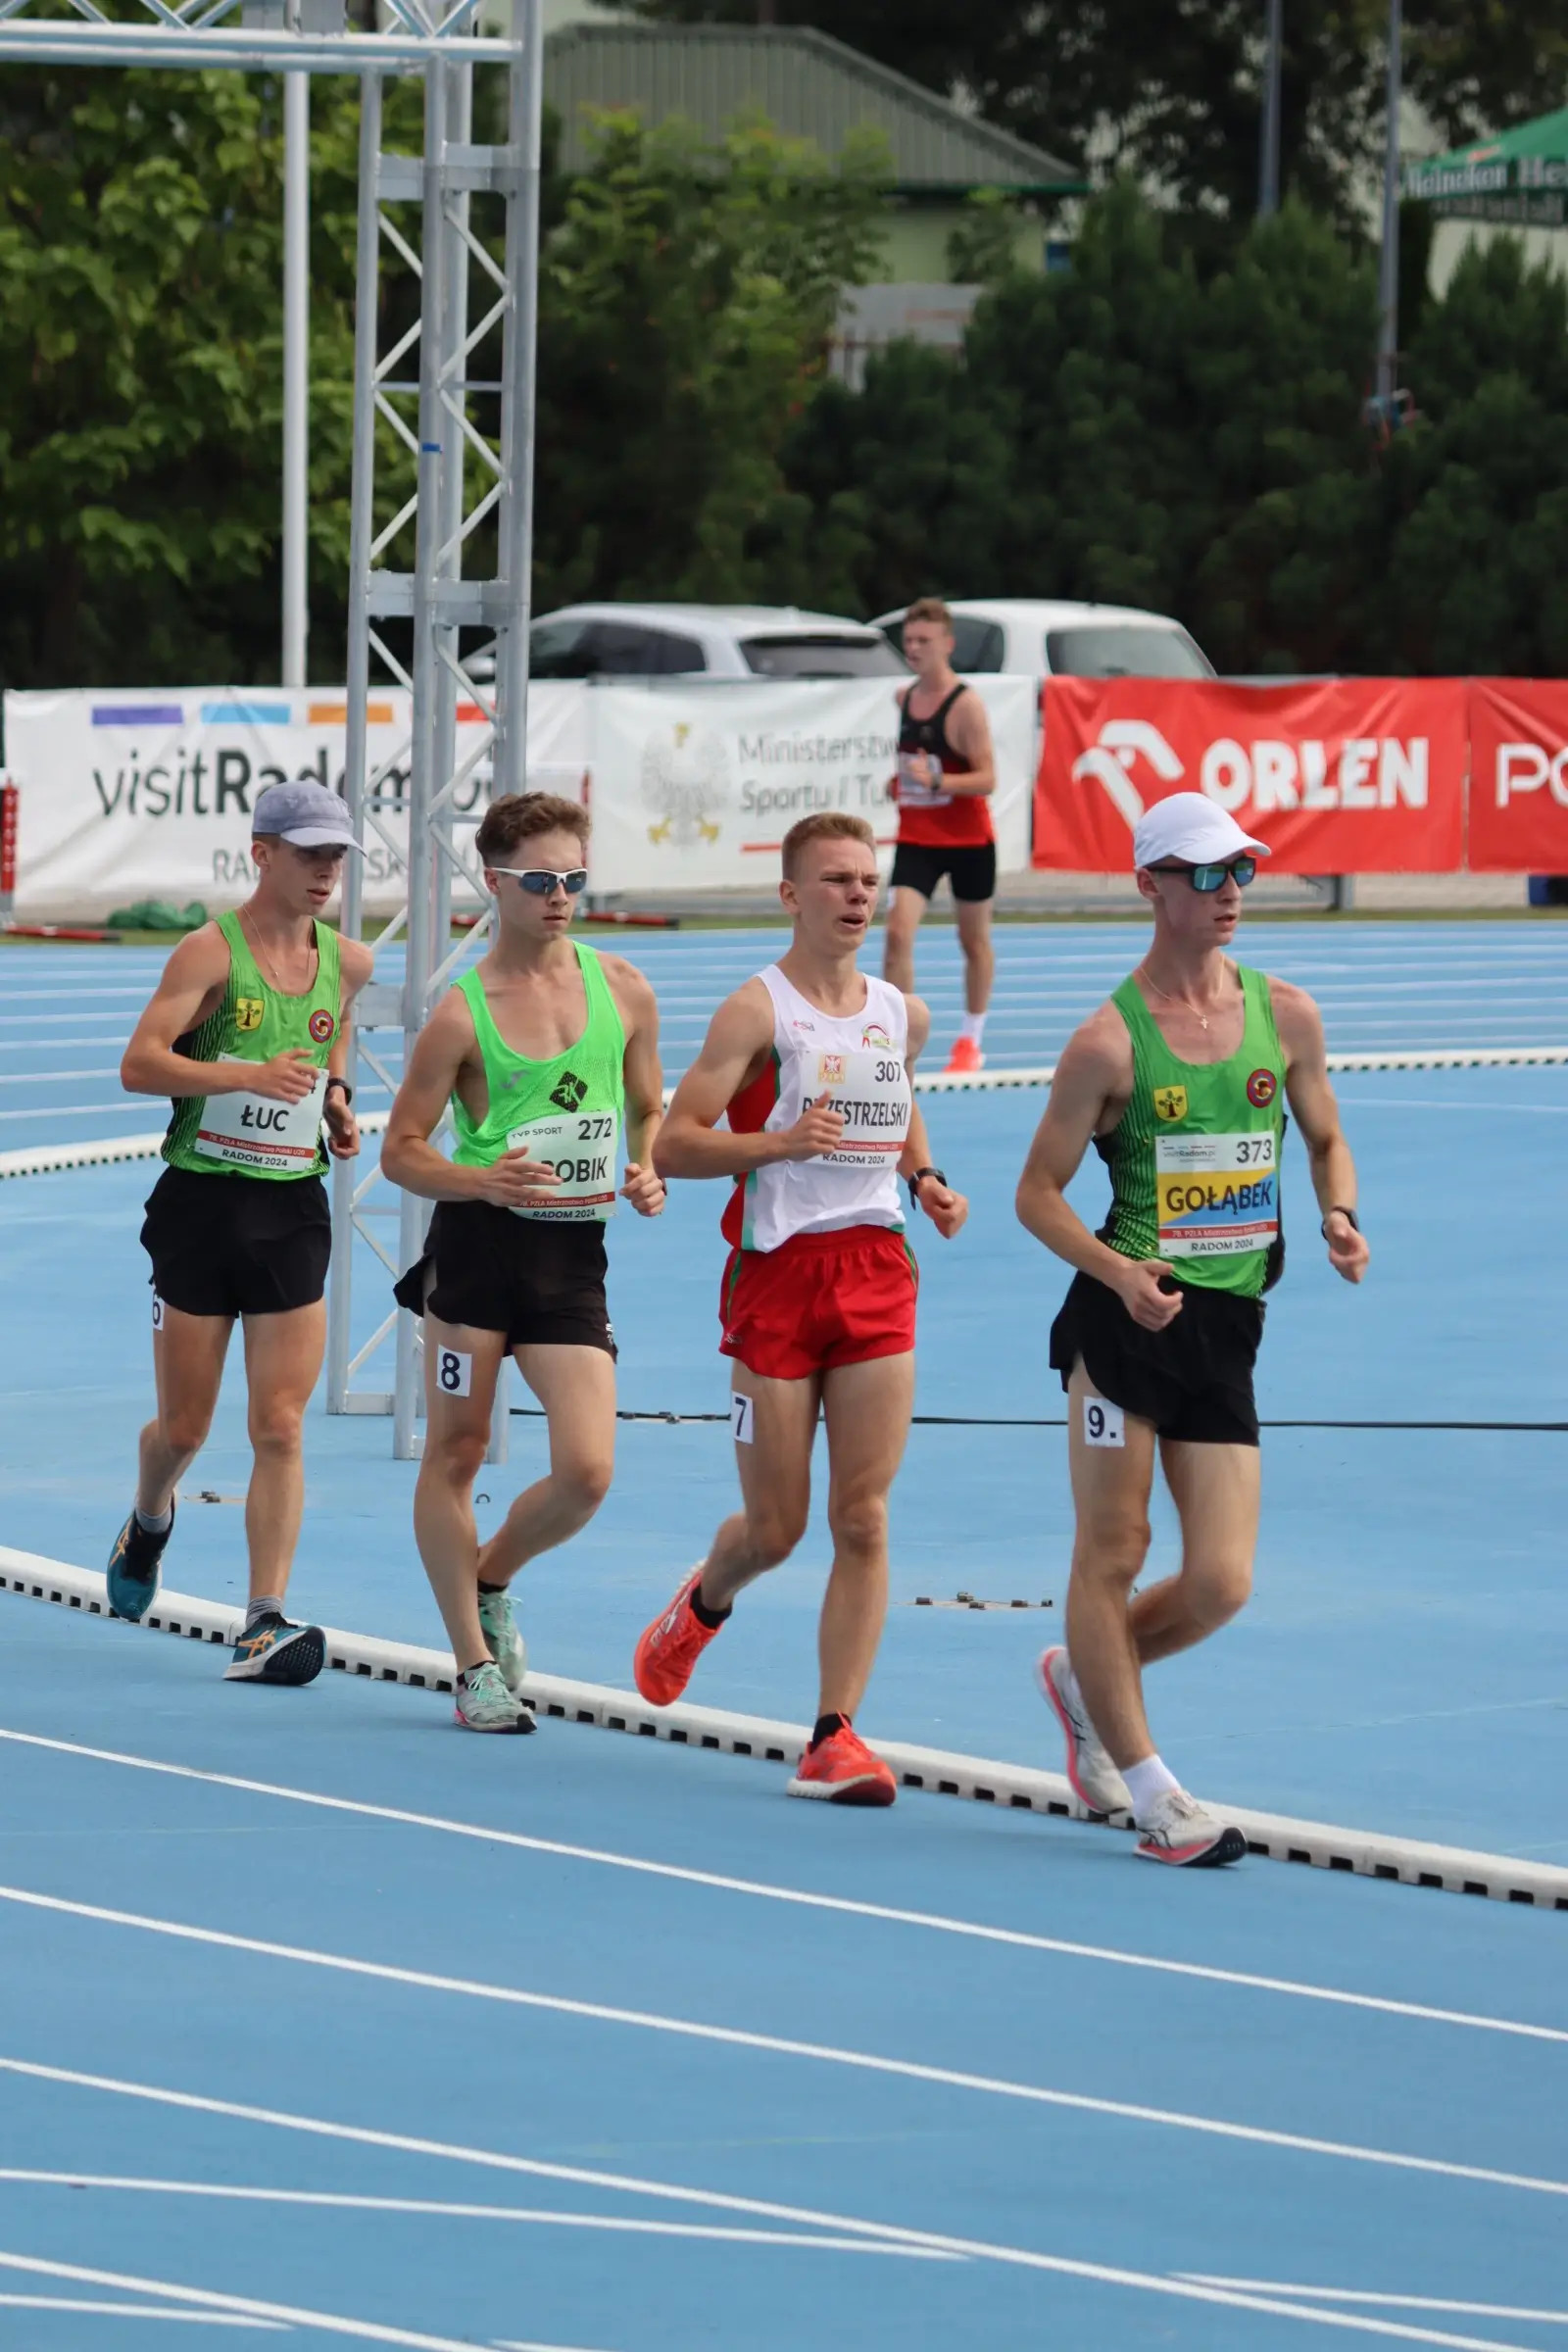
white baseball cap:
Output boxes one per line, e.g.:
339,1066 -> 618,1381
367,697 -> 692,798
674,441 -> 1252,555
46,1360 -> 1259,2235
1132,791 -> 1269,871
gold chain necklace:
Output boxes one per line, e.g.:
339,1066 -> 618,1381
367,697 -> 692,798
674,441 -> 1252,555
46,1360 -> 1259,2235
239,904 -> 316,997
1137,962 -> 1225,1033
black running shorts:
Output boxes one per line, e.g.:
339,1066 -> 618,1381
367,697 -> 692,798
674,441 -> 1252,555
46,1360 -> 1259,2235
1049,1268 -> 1264,1447
141,1165 -> 331,1320
888,841 -> 997,904
393,1200 -> 615,1355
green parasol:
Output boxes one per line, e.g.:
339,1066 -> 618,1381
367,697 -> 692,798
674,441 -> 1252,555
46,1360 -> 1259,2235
1403,105 -> 1568,228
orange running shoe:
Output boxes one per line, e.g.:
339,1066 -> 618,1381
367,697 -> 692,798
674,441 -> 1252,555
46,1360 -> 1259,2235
786,1722 -> 897,1807
634,1567 -> 723,1705
944,1035 -> 984,1076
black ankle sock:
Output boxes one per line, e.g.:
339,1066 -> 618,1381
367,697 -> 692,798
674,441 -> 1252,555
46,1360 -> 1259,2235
689,1585 -> 730,1632
810,1711 -> 849,1750
477,1580 -> 507,1595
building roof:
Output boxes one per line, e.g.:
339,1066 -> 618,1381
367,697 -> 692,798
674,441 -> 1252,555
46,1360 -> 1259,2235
543,24 -> 1084,195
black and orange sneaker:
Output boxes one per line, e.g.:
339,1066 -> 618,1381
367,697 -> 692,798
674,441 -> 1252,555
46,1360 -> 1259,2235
223,1611 -> 325,1688
107,1502 -> 174,1623
786,1722 -> 896,1807
633,1568 -> 723,1706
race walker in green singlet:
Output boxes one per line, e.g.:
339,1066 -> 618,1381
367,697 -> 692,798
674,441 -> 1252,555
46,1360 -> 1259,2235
1016,793 -> 1369,1869
382,793 -> 666,1735
109,778 -> 372,1689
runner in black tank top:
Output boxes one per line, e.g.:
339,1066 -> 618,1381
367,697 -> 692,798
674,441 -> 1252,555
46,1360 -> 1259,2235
883,598 -> 998,1075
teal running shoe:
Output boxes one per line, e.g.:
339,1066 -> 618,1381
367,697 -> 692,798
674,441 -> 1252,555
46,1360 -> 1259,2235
223,1612 -> 325,1687
107,1501 -> 174,1623
477,1586 -> 528,1695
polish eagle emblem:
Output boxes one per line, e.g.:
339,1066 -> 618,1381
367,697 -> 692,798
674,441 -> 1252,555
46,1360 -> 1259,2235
641,720 -> 728,847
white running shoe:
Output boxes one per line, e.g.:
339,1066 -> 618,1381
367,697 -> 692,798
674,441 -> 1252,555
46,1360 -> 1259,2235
1035,1646 -> 1131,1817
1134,1788 -> 1247,1868
454,1659 -> 535,1734
477,1587 -> 528,1695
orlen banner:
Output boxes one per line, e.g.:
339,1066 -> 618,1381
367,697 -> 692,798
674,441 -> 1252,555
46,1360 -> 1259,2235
1467,680 -> 1568,872
2,686 -> 589,922
1034,679 -> 1467,871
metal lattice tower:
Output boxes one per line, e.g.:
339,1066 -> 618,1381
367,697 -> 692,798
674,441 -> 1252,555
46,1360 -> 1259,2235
0,0 -> 542,1463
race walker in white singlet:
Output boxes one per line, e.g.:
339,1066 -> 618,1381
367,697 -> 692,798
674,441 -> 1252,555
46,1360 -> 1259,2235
733,965 -> 912,1254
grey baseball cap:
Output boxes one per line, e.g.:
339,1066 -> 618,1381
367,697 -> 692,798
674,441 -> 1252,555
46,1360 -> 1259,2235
252,779 -> 364,852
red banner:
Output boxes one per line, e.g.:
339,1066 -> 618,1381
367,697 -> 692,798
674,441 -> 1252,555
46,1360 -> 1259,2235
1467,680 -> 1568,872
1033,679 -> 1467,872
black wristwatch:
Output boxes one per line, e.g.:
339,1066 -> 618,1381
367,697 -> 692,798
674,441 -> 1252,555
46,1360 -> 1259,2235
1321,1204 -> 1359,1236
908,1165 -> 946,1208
325,1076 -> 353,1105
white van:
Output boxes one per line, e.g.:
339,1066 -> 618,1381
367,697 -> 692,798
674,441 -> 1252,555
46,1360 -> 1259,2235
473,602 -> 907,681
870,598 -> 1213,680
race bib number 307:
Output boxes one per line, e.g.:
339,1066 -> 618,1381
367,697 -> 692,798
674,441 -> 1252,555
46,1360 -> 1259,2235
1155,1130 -> 1278,1259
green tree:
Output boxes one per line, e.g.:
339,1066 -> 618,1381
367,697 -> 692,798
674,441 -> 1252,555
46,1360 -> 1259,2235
531,109 -> 889,609
0,67 -> 377,688
1374,239 -> 1568,674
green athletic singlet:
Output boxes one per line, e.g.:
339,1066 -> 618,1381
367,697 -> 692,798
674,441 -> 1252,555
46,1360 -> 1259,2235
450,946 -> 625,1221
1098,964 -> 1286,1299
163,909 -> 341,1180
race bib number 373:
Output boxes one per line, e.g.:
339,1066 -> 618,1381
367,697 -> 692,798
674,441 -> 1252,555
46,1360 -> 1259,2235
1154,1130 -> 1278,1258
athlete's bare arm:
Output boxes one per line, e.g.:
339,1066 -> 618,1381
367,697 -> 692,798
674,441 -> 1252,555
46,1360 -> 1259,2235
323,935 -> 375,1160
653,980 -> 847,1182
1015,1003 -> 1182,1332
896,994 -> 967,1239
380,991 -> 564,1207
1271,978 -> 1370,1284
603,955 -> 666,1218
120,924 -> 318,1105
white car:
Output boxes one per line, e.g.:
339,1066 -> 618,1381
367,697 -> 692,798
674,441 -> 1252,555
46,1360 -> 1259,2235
475,602 -> 908,681
870,598 -> 1213,680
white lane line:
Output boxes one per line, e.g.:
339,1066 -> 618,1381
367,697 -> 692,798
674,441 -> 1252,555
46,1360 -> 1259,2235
0,1068 -> 121,1086
3,1728 -> 1561,2048
0,1102 -> 154,1124
0,2254 -> 518,2352
2,1886 -> 1563,2202
1182,2279 -> 1568,2326
1335,1098 -> 1568,1115
0,2297 -> 281,2328
0,2172 -> 952,2259
0,2063 -> 1545,2350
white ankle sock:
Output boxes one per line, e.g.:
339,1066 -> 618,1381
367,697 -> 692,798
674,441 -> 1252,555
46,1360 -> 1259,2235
1123,1754 -> 1181,1817
245,1594 -> 283,1633
133,1502 -> 172,1536
959,1013 -> 986,1045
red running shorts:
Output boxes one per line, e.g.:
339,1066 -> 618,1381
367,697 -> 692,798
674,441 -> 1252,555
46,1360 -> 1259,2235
719,1224 -> 917,1382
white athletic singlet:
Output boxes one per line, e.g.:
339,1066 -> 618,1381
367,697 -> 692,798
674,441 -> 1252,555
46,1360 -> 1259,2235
722,965 -> 912,1254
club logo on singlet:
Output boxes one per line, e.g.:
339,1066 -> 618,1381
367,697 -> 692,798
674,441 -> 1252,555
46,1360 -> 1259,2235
1153,1085 -> 1188,1122
861,1024 -> 893,1051
1247,1067 -> 1279,1106
234,997 -> 265,1033
309,1008 -> 336,1045
551,1071 -> 588,1112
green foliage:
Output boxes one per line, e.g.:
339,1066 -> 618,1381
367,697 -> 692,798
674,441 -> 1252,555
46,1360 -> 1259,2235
532,108 -> 889,610
781,183 -> 1568,676
0,67 -> 375,686
945,189 -> 1027,290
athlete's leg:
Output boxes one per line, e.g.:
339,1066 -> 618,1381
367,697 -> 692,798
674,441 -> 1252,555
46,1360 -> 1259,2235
697,1367 -> 819,1609
477,1343 -> 617,1584
413,1313 -> 510,1670
816,1350 -> 914,1719
239,1299 -> 327,1604
1130,1439 -> 1260,1664
1062,1358 -> 1160,1769
954,892 -> 995,1018
138,1305 -> 232,1514
881,885 -> 929,998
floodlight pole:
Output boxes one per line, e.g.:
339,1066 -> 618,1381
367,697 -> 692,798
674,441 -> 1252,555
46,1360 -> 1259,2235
1376,0 -> 1402,401
1258,0 -> 1283,218
282,49 -> 310,687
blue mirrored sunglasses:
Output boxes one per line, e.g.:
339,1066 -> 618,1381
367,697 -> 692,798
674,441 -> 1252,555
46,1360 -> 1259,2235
1152,857 -> 1257,893
491,866 -> 589,896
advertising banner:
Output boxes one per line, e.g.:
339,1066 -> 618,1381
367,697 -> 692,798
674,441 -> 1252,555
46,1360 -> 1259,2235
1466,680 -> 1568,872
1033,678 -> 1468,872
2,686 -> 588,922
580,675 -> 1036,895
4,674 -> 1038,918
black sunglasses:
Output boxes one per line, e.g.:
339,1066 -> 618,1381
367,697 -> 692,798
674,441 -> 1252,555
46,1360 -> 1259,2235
1150,858 -> 1257,893
491,866 -> 589,896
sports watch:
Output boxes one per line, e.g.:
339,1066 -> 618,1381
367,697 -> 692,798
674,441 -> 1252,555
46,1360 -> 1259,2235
325,1077 -> 354,1105
1320,1204 -> 1359,1236
907,1166 -> 946,1208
